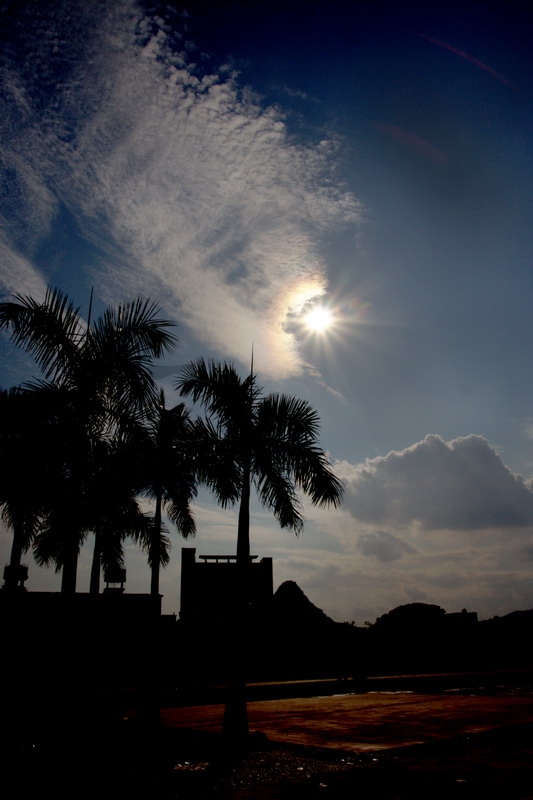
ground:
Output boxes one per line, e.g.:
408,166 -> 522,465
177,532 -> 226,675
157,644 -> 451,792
4,676 -> 533,799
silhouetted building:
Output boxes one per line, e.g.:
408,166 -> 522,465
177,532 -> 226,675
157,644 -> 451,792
180,547 -> 273,624
104,566 -> 127,593
0,590 -> 162,620
2,563 -> 29,591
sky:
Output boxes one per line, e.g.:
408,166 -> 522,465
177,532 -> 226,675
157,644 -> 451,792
1,0 -> 532,624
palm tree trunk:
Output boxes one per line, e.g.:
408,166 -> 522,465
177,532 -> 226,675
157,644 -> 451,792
89,529 -> 102,594
9,526 -> 24,568
61,534 -> 78,594
223,465 -> 251,746
150,492 -> 162,595
3,522 -> 26,591
236,461 -> 251,565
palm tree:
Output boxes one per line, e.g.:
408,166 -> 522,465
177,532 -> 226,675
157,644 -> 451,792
0,387 -> 53,590
82,436 -> 153,595
131,390 -> 198,595
176,358 -> 344,742
176,358 -> 344,563
30,401 -> 170,597
0,288 -> 177,593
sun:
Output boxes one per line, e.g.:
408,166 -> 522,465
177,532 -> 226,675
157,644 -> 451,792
304,305 -> 333,333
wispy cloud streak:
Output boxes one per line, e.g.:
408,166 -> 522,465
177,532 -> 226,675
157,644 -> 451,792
0,0 -> 359,377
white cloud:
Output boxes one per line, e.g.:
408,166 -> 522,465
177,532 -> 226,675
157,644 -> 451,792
0,0 -> 359,379
282,86 -> 313,101
0,233 -> 47,300
336,434 -> 533,530
523,420 -> 533,441
265,435 -> 533,622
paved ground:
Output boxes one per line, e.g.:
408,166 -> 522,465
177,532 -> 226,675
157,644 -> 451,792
156,690 -> 533,798
161,690 -> 533,752
5,686 -> 533,798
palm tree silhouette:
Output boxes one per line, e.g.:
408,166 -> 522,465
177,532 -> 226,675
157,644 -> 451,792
0,387 -> 55,590
177,358 -> 344,563
0,288 -> 176,593
84,437 -> 153,595
134,390 -> 198,595
176,358 -> 344,742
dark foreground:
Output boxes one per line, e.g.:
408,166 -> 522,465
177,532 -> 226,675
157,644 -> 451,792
4,680 -> 533,799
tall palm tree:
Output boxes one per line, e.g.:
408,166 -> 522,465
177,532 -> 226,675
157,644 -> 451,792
0,287 -> 177,593
176,358 -> 344,564
176,358 -> 344,742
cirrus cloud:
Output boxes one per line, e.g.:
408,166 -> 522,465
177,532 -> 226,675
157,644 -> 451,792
0,0 -> 359,379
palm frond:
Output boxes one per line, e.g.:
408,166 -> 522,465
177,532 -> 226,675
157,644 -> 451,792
33,518 -> 88,570
99,530 -> 126,572
166,496 -> 196,538
0,287 -> 83,382
258,394 -> 321,442
294,450 -> 344,507
176,358 -> 260,423
89,298 -> 176,421
98,297 -> 177,359
189,417 -> 242,507
254,466 -> 304,533
266,435 -> 344,507
136,517 -> 172,569
0,505 -> 42,550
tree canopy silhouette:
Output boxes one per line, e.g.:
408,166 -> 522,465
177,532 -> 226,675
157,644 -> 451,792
0,386 -> 56,589
133,390 -> 198,595
0,288 -> 177,592
177,358 -> 344,564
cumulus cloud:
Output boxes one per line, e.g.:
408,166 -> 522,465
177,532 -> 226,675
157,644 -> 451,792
0,0 -> 359,378
337,434 -> 533,530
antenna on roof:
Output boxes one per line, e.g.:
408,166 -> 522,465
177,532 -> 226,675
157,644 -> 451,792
87,286 -> 94,330
249,344 -> 254,407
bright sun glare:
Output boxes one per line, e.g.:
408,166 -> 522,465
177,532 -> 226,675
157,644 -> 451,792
304,305 -> 333,333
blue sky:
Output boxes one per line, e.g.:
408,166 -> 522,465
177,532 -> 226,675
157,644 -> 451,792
1,0 -> 532,623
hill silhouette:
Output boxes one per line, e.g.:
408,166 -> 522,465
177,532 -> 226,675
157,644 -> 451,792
242,581 -> 363,681
248,586 -> 533,680
270,580 -> 337,628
